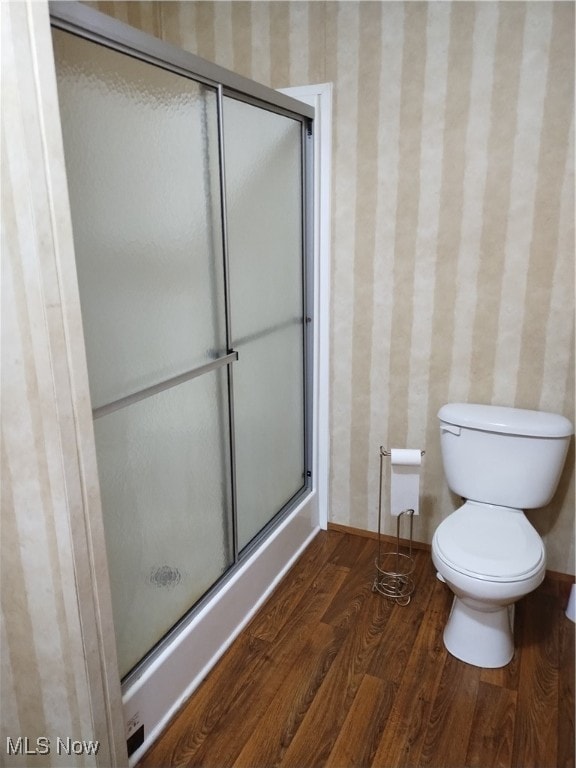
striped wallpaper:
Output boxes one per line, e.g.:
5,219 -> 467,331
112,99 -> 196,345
87,0 -> 574,574
2,2 -> 125,765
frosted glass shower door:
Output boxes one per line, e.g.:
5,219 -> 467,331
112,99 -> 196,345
53,30 -> 234,677
223,97 -> 306,551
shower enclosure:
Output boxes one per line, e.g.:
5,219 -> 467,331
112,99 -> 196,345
50,3 -> 316,758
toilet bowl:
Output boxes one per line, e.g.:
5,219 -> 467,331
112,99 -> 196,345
432,501 -> 545,667
434,403 -> 572,668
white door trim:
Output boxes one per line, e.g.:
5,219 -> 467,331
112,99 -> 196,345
279,83 -> 332,530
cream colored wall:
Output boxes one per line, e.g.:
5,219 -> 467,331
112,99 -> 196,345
1,2 -> 126,765
87,0 -> 575,575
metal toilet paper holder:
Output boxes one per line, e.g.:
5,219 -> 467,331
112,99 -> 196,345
372,446 -> 424,606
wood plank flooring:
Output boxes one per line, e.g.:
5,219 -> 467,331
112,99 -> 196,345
137,529 -> 575,768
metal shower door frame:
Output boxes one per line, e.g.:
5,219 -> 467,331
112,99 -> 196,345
49,0 -> 315,684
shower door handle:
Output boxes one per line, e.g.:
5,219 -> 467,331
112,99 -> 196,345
92,351 -> 239,420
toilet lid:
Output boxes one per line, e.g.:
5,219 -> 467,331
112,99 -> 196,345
434,502 -> 545,581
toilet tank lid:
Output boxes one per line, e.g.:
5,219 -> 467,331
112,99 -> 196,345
438,403 -> 573,438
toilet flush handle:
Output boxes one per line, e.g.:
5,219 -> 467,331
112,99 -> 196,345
440,423 -> 461,436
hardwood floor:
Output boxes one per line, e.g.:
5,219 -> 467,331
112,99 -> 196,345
137,529 -> 575,768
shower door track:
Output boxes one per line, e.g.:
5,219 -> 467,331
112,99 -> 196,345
48,1 -> 315,122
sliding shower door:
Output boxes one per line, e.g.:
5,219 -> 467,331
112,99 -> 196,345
53,30 -> 234,678
224,97 -> 306,551
52,23 -> 312,681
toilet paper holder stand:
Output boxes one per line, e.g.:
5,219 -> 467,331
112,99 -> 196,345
372,446 -> 424,606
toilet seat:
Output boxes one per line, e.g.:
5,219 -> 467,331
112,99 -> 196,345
434,501 -> 545,582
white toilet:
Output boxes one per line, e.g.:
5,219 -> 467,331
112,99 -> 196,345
432,403 -> 573,668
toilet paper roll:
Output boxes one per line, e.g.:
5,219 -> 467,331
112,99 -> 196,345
390,448 -> 422,517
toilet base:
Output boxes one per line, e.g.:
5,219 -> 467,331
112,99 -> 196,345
443,596 -> 515,668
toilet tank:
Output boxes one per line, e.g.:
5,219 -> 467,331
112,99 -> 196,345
438,403 -> 573,509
